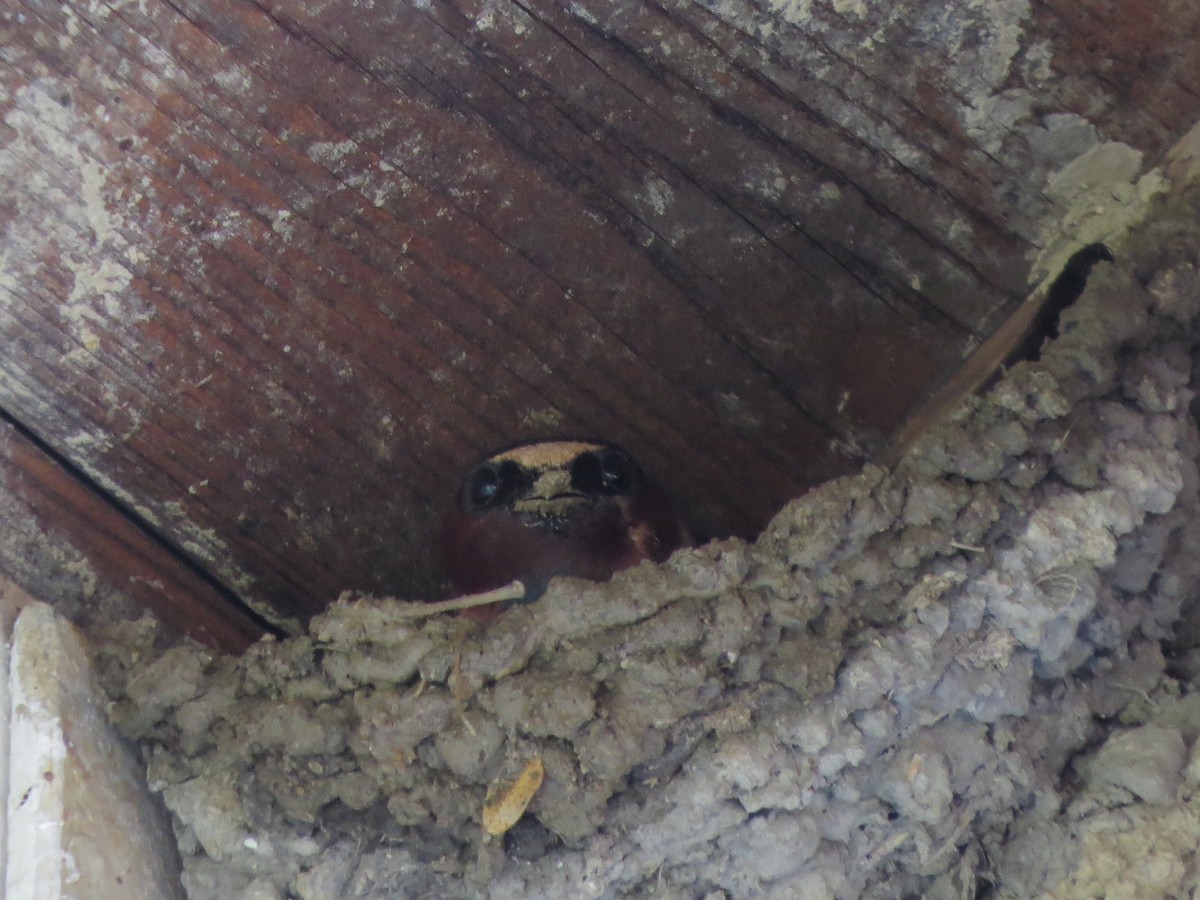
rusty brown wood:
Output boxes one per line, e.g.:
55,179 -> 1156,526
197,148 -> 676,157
1,0 -> 1198,635
0,418 -> 267,652
1030,0 -> 1200,151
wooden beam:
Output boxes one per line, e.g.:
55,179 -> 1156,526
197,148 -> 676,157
875,245 -> 1116,468
0,418 -> 268,654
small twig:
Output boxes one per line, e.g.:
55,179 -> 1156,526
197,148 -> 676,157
388,581 -> 526,620
862,829 -> 912,869
1109,681 -> 1159,710
921,800 -> 982,867
948,540 -> 985,554
450,650 -> 477,736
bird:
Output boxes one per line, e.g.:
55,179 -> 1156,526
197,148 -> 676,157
440,439 -> 688,622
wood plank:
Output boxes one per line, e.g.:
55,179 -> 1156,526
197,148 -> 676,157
5,0 -> 852,601
2,0 -> 1199,632
1030,0 -> 1200,151
0,418 -> 267,652
6,601 -> 185,897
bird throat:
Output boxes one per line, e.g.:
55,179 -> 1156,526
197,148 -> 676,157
515,495 -> 631,548
514,506 -> 581,536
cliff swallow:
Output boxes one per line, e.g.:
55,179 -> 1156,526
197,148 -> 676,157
441,439 -> 688,622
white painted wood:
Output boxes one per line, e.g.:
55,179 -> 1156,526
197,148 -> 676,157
5,599 -> 184,899
7,601 -> 67,900
0,589 -> 13,894
0,580 -> 35,895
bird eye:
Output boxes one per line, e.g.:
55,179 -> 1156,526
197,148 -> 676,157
465,461 -> 522,511
571,447 -> 640,496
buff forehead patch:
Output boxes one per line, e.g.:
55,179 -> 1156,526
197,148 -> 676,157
486,440 -> 605,471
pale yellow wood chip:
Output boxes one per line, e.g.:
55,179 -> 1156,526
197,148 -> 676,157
482,756 -> 545,836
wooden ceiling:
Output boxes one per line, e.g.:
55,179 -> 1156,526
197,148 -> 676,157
2,0 -> 1198,648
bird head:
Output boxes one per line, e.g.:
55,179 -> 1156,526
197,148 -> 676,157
460,440 -> 642,530
440,439 -> 687,621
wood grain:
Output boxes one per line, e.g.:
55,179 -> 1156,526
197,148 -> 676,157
0,418 -> 268,652
1,0 -> 1198,638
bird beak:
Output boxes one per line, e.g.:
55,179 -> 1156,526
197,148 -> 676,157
512,468 -> 585,515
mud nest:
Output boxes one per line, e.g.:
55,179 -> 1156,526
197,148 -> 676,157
102,187 -> 1200,899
